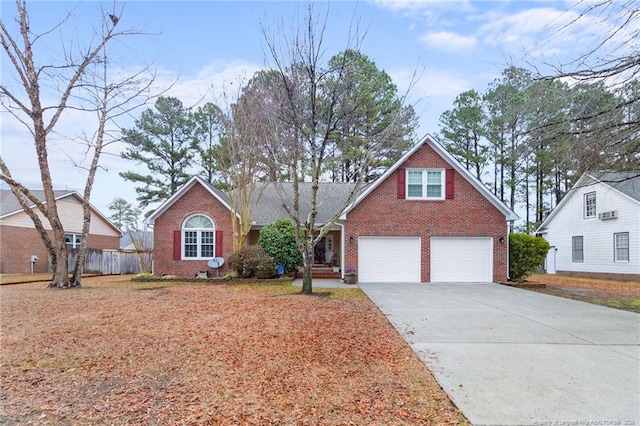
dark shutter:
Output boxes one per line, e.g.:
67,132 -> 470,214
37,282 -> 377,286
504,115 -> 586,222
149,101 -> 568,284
445,168 -> 455,199
397,168 -> 406,199
215,230 -> 223,257
173,230 -> 181,260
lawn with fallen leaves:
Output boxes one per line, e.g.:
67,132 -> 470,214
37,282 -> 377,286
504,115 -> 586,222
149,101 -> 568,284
526,273 -> 640,313
0,276 -> 468,425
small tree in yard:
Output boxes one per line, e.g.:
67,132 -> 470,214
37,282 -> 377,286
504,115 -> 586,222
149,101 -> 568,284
509,233 -> 550,281
258,219 -> 303,275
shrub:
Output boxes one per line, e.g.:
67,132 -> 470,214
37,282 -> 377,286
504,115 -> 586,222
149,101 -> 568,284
509,233 -> 550,281
228,246 -> 277,279
257,219 -> 303,274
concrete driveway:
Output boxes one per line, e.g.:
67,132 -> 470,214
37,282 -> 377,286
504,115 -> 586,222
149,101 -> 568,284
358,282 -> 640,426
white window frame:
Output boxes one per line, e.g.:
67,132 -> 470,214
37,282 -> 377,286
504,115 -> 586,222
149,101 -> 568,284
614,232 -> 629,262
65,233 -> 82,250
584,192 -> 596,218
182,214 -> 215,260
571,236 -> 584,263
406,168 -> 445,200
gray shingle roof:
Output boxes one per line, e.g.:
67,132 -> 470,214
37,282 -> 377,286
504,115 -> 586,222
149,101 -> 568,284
1,189 -> 75,217
237,182 -> 360,226
120,230 -> 154,249
591,171 -> 640,202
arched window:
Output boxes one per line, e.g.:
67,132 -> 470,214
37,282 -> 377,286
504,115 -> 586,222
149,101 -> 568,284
182,214 -> 215,259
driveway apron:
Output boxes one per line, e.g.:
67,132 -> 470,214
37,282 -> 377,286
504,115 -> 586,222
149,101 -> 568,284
358,282 -> 640,426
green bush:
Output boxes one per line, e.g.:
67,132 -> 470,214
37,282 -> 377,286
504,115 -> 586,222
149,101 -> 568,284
509,233 -> 550,281
228,246 -> 277,279
257,219 -> 302,274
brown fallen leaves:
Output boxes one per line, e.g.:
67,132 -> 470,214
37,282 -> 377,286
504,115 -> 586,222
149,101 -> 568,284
526,273 -> 640,312
0,277 -> 468,425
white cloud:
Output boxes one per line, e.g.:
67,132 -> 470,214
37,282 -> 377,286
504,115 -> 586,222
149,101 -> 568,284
389,66 -> 474,135
420,31 -> 477,52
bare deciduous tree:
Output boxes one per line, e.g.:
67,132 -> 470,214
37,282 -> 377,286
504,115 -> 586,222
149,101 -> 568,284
0,0 -> 155,288
539,0 -> 639,173
262,4 -> 417,293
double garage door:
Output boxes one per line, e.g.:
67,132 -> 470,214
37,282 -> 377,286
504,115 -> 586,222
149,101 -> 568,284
358,237 -> 493,283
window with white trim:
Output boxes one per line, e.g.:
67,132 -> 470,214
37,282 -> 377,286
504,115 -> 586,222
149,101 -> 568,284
407,169 -> 444,200
584,192 -> 596,218
572,236 -> 583,262
614,232 -> 629,262
65,233 -> 82,250
182,214 -> 215,259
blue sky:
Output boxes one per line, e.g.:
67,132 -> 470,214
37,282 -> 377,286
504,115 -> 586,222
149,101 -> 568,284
1,1 -> 613,221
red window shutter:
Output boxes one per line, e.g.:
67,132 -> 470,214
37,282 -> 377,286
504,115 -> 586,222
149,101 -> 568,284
446,168 -> 455,199
215,230 -> 223,257
173,230 -> 181,260
397,168 -> 406,199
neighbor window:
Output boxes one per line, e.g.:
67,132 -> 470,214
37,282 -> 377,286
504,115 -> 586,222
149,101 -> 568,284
65,233 -> 82,250
584,192 -> 596,218
614,232 -> 629,262
406,169 -> 444,200
572,236 -> 584,262
182,214 -> 215,259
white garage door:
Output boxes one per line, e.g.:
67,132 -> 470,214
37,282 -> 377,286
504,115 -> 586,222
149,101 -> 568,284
358,237 -> 421,282
430,237 -> 493,282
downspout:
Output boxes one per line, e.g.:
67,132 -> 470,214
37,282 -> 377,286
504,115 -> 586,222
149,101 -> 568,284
339,222 -> 345,281
506,221 -> 511,280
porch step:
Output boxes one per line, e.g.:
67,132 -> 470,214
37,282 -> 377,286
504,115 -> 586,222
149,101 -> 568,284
296,266 -> 342,279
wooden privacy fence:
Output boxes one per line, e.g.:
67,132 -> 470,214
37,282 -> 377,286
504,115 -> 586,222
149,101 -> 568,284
67,248 -> 152,275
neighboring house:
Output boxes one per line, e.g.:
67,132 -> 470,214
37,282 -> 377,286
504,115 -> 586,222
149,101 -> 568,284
120,230 -> 154,251
536,172 -> 640,280
147,136 -> 519,282
0,189 -> 122,274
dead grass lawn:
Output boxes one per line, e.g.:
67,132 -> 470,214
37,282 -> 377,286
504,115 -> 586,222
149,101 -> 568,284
0,276 -> 467,425
526,274 -> 640,313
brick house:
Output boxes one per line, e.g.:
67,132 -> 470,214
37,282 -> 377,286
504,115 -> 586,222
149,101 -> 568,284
147,136 -> 518,282
0,189 -> 121,274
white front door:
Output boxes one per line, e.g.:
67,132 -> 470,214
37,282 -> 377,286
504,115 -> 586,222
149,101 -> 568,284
358,237 -> 421,282
545,246 -> 556,274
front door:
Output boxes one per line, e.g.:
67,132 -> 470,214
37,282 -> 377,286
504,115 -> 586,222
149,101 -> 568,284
314,235 -> 334,265
545,246 -> 556,274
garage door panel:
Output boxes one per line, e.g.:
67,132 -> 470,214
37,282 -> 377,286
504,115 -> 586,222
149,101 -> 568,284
358,237 -> 420,282
431,237 -> 493,282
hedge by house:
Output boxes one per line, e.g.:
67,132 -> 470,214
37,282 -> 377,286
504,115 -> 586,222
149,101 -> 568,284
257,219 -> 303,274
509,233 -> 551,281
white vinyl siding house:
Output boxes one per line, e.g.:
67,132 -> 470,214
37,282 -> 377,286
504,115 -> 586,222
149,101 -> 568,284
537,173 -> 640,277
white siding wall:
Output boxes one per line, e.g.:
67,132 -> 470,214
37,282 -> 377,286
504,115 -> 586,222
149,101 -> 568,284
1,196 -> 120,237
543,182 -> 639,275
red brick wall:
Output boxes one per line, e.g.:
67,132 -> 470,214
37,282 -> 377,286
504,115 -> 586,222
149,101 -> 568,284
153,183 -> 234,277
344,143 -> 509,282
0,225 -> 120,274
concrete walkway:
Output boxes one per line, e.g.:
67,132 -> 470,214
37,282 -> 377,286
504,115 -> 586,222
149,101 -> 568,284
291,278 -> 357,289
358,282 -> 640,426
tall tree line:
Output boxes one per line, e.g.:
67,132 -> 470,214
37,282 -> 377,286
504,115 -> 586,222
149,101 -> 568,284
439,66 -> 639,232
120,51 -> 416,206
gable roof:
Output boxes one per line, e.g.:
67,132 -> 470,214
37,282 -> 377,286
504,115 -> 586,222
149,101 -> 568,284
120,230 -> 154,249
146,176 -> 234,224
536,171 -> 640,234
0,188 -> 122,235
590,171 -> 640,202
341,134 -> 519,221
1,189 -> 75,217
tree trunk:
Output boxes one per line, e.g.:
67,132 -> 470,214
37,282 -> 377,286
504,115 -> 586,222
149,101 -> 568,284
48,227 -> 72,288
301,240 -> 313,294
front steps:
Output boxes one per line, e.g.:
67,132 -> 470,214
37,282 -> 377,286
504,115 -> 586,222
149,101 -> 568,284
296,265 -> 342,279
